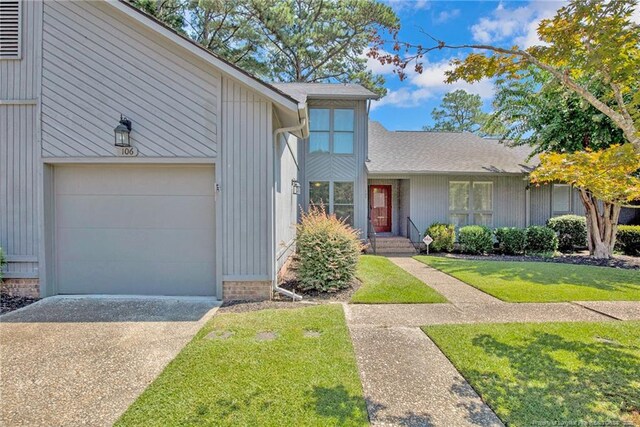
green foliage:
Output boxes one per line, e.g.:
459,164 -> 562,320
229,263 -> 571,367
494,227 -> 527,255
547,215 -> 588,253
615,225 -> 640,256
458,225 -> 493,254
525,226 -> 559,254
487,69 -> 625,154
425,223 -> 455,252
133,0 -> 399,96
423,90 -> 489,134
296,206 -> 362,292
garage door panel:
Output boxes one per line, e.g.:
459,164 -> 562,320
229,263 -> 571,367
56,195 -> 215,229
55,165 -> 216,296
55,165 -> 215,196
57,261 -> 215,295
57,228 -> 215,263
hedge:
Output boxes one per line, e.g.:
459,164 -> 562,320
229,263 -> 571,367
547,215 -> 587,253
458,225 -> 493,254
526,226 -> 559,255
495,227 -> 527,255
615,225 -> 640,256
296,206 -> 362,292
425,223 -> 455,252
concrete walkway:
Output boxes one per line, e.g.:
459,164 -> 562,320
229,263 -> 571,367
0,297 -> 219,427
346,256 -> 640,426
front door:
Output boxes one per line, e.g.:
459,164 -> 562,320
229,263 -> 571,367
369,185 -> 392,233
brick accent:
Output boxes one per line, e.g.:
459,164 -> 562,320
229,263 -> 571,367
1,279 -> 40,298
223,281 -> 272,301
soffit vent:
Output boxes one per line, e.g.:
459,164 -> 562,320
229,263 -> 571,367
0,0 -> 21,59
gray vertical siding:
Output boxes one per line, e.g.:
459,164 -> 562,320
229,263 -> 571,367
368,174 -> 528,235
221,77 -> 273,279
530,185 -> 586,225
301,99 -> 368,237
0,0 -> 42,100
0,105 -> 39,278
41,1 -> 220,158
275,129 -> 300,270
1,0 -> 42,278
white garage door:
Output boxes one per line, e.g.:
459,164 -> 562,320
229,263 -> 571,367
55,165 -> 216,296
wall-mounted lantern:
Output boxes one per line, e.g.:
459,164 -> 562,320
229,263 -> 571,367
114,115 -> 132,147
291,179 -> 301,195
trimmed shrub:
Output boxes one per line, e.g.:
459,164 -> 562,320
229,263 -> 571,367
458,225 -> 493,254
615,225 -> 640,256
526,226 -> 559,254
495,227 -> 527,255
296,206 -> 363,292
425,223 -> 455,252
547,215 -> 587,253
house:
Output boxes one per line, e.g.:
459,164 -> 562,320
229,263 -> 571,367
1,1 -> 635,300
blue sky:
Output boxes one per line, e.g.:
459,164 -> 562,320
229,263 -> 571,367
368,1 -> 565,131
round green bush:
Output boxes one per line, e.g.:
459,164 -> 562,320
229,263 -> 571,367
458,225 -> 493,254
495,227 -> 527,255
547,215 -> 587,253
296,206 -> 363,292
615,225 -> 640,256
425,223 -> 455,252
525,226 -> 559,255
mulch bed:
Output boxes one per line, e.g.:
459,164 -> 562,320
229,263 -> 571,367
431,251 -> 640,270
0,292 -> 39,315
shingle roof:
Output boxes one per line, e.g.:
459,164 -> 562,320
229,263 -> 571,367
272,83 -> 379,103
367,121 -> 537,174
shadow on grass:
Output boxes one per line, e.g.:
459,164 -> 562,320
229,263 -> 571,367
465,332 -> 640,425
423,258 -> 640,293
312,385 -> 436,426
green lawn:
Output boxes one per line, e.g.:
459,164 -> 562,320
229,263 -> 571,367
351,255 -> 447,304
415,256 -> 640,302
116,305 -> 368,427
424,321 -> 640,426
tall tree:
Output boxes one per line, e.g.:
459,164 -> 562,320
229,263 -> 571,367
131,0 -> 399,96
130,0 -> 187,33
424,89 -> 488,133
371,0 -> 640,258
486,68 -> 625,154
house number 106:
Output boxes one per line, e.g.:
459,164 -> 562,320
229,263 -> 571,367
116,146 -> 138,157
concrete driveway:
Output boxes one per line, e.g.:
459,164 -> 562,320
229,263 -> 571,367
0,296 -> 219,427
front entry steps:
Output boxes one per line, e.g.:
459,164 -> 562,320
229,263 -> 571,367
368,236 -> 417,255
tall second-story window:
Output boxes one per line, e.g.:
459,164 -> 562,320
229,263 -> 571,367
0,0 -> 21,59
308,108 -> 355,154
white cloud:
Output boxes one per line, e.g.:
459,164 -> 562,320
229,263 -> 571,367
434,9 -> 460,24
471,1 -> 564,48
363,49 -> 396,76
371,58 -> 494,111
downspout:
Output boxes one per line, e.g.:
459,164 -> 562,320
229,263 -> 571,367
272,116 -> 307,301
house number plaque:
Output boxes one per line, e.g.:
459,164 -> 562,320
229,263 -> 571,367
116,146 -> 138,157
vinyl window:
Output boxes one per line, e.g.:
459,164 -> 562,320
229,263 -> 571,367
308,181 -> 355,225
552,184 -> 571,214
308,108 -> 354,154
449,181 -> 493,227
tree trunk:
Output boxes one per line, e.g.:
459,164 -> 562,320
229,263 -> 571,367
578,189 -> 621,259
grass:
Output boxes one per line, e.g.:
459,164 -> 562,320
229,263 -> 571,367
415,256 -> 640,302
351,255 -> 447,304
115,305 -> 369,427
423,321 -> 640,426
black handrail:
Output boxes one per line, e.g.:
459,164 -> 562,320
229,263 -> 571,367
367,218 -> 377,255
406,217 -> 421,254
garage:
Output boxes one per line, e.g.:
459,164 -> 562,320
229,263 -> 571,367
54,164 -> 216,296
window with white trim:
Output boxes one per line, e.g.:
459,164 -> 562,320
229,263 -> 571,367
0,0 -> 21,59
308,108 -> 354,154
552,184 -> 571,214
308,181 -> 355,225
449,181 -> 493,227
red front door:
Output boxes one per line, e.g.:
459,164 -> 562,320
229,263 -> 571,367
369,185 -> 392,233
